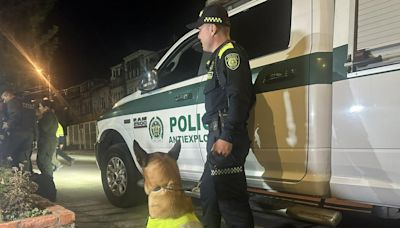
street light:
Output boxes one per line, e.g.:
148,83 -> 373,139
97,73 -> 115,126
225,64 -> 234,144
35,67 -> 51,98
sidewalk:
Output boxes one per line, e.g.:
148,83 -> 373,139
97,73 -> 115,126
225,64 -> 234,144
62,149 -> 95,155
30,149 -> 97,167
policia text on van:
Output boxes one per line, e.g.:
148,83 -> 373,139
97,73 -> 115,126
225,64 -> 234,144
95,0 -> 400,225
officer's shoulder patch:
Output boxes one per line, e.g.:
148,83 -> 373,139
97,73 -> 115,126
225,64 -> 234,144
225,52 -> 240,71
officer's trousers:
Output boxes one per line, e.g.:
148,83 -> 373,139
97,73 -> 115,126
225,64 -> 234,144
37,137 -> 57,177
56,147 -> 74,164
200,130 -> 254,228
7,131 -> 33,169
0,131 -> 8,166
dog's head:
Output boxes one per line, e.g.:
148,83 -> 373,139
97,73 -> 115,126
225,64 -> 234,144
133,140 -> 182,195
133,141 -> 198,220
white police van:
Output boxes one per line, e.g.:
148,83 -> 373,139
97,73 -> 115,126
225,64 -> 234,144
96,0 -> 400,224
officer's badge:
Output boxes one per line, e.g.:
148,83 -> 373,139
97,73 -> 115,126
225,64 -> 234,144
225,53 -> 240,70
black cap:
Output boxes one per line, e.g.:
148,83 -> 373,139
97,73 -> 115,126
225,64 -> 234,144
187,4 -> 230,29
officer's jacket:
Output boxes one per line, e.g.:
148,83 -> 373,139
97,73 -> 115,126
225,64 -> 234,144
203,41 -> 255,143
4,97 -> 23,132
4,98 -> 36,133
38,111 -> 58,141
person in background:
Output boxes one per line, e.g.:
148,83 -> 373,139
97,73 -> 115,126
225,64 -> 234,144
1,89 -> 35,170
37,99 -> 58,177
22,100 -> 37,173
52,122 -> 75,171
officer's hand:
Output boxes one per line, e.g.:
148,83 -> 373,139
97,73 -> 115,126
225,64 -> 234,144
211,139 -> 232,157
59,144 -> 64,149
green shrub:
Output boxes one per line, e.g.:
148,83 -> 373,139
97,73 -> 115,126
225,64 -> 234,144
0,165 -> 50,222
0,167 -> 12,194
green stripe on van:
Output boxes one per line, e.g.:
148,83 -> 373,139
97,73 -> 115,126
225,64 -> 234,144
99,52 -> 333,121
332,45 -> 348,82
99,84 -> 203,120
254,52 -> 332,93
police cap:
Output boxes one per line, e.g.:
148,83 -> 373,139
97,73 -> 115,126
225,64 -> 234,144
187,4 -> 230,29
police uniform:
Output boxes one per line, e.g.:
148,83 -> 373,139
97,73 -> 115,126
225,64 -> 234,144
37,110 -> 58,177
188,4 -> 256,227
4,97 -> 35,169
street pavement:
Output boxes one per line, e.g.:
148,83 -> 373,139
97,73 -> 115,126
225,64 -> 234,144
34,150 -> 148,228
34,150 -> 400,228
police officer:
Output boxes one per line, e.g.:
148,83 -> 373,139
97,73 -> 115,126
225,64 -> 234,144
37,99 -> 58,177
188,4 -> 255,227
1,89 -> 35,169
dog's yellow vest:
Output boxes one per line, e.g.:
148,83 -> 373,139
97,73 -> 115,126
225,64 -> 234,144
146,212 -> 200,228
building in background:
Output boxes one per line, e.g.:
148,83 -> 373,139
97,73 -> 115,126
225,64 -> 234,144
63,49 -> 161,149
63,79 -> 109,150
92,83 -> 111,117
110,63 -> 126,105
123,50 -> 158,95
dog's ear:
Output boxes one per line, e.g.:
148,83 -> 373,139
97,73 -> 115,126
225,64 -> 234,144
133,140 -> 148,167
168,141 -> 181,161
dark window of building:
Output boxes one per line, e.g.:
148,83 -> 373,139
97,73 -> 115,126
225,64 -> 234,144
133,59 -> 140,78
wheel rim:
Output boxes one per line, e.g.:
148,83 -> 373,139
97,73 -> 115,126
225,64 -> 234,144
106,156 -> 128,196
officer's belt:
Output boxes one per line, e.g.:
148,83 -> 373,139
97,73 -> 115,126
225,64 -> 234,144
211,166 -> 243,176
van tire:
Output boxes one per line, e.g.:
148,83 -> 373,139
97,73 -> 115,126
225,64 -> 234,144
100,143 -> 146,208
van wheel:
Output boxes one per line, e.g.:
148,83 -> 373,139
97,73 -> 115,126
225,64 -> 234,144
100,143 -> 146,208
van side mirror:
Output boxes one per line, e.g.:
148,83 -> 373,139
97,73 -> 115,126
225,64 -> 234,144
139,70 -> 159,91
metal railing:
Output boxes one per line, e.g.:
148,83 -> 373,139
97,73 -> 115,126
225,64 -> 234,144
66,121 -> 97,150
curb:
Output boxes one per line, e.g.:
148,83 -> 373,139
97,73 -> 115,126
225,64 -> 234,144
0,195 -> 75,228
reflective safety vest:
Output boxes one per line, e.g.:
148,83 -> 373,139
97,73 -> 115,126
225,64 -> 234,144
146,212 -> 201,228
56,123 -> 64,138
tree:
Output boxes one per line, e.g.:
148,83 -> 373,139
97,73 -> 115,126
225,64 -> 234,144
0,0 -> 58,91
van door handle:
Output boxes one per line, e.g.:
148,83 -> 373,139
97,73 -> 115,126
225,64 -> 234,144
175,92 -> 193,102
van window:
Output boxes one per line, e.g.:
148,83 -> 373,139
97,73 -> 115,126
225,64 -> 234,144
230,0 -> 292,59
353,0 -> 400,71
157,35 -> 203,88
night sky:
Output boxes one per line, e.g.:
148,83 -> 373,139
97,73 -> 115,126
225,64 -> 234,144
49,0 -> 205,89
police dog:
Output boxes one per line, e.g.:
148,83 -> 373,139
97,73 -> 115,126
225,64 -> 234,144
133,141 -> 202,228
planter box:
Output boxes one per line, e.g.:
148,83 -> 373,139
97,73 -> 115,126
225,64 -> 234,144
0,195 -> 75,228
